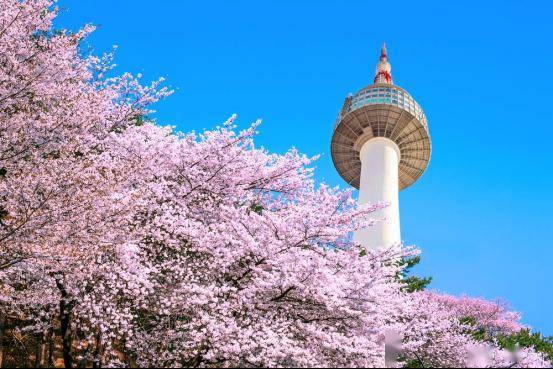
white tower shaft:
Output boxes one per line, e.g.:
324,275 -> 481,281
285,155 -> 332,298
354,138 -> 401,249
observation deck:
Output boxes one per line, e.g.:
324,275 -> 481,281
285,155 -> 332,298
331,83 -> 431,190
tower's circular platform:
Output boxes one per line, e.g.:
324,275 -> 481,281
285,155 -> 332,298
331,83 -> 431,190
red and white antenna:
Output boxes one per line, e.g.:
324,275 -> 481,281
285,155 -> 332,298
374,43 -> 393,84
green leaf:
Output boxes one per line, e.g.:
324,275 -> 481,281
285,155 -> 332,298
250,204 -> 263,215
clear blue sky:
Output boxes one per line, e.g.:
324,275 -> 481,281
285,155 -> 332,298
55,0 -> 553,334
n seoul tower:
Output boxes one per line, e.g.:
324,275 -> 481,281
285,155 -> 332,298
331,44 -> 431,249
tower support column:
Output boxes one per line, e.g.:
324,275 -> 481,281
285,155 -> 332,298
354,137 -> 401,250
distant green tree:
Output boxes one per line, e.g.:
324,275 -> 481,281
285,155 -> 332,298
396,255 -> 432,293
460,315 -> 553,362
497,329 -> 553,362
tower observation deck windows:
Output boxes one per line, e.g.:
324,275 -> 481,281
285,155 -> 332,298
335,85 -> 427,131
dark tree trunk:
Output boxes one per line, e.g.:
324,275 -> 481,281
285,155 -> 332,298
92,332 -> 102,368
47,327 -> 55,368
40,329 -> 48,368
34,331 -> 44,367
0,314 -> 5,368
56,279 -> 75,368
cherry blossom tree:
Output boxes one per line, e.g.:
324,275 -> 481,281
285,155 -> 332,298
0,0 -> 167,366
110,119 -> 401,367
396,292 -> 550,368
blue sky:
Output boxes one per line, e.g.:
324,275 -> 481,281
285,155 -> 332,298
56,0 -> 553,334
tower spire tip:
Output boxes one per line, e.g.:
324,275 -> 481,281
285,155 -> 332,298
374,43 -> 393,84
381,43 -> 387,58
